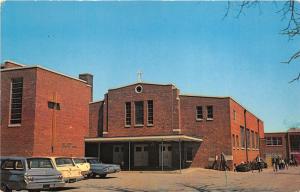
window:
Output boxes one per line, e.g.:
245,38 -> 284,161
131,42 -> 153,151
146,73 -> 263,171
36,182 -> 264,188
55,158 -> 74,166
256,132 -> 259,149
147,100 -> 153,125
240,126 -> 245,148
251,131 -> 255,148
1,160 -> 15,170
135,101 -> 144,125
136,147 -> 142,152
48,101 -> 60,110
27,158 -> 53,169
236,135 -> 239,148
10,78 -> 23,124
196,106 -> 203,120
135,85 -> 143,93
266,137 -> 283,146
125,102 -> 131,127
186,147 -> 193,161
246,129 -> 250,149
1,160 -> 24,170
233,110 -> 236,120
232,134 -> 236,148
207,106 -> 213,119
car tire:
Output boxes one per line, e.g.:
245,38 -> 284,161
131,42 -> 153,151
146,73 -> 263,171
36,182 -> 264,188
99,174 -> 107,178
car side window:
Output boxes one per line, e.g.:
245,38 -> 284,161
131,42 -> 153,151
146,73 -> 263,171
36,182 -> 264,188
15,160 -> 24,170
1,160 -> 15,170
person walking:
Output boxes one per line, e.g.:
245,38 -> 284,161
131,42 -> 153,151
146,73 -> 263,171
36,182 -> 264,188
212,154 -> 218,170
220,152 -> 230,171
256,155 -> 263,172
272,156 -> 276,172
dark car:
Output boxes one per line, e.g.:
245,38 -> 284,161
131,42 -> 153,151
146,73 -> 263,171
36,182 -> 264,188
84,157 -> 121,178
235,163 -> 251,172
0,157 -> 65,192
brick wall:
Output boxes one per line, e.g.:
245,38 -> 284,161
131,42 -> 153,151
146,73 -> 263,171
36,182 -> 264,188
33,68 -> 91,157
1,68 -> 37,156
102,83 -> 180,137
89,101 -> 103,137
180,96 -> 232,168
229,99 -> 264,165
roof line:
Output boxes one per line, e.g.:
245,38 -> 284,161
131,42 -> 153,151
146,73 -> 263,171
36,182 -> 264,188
1,65 -> 91,86
180,94 -> 229,99
108,82 -> 176,91
89,100 -> 104,104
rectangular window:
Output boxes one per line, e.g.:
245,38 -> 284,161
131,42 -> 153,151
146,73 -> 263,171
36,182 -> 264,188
125,102 -> 131,127
266,137 -> 283,146
251,131 -> 255,148
207,106 -> 213,119
240,126 -> 245,148
48,101 -> 60,110
10,78 -> 23,124
232,134 -> 235,148
196,106 -> 203,120
135,101 -> 144,125
233,110 -> 236,120
147,100 -> 153,125
256,132 -> 259,149
236,135 -> 239,148
246,129 -> 250,149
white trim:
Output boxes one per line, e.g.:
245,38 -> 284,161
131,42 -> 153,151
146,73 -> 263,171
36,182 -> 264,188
103,132 -> 108,134
1,65 -> 91,86
85,135 -> 203,143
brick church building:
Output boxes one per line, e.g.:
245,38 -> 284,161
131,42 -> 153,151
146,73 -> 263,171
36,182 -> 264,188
85,82 -> 264,170
1,61 -> 92,157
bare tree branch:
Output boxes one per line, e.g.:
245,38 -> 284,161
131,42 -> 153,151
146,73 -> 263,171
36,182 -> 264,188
281,50 -> 300,64
289,72 -> 300,83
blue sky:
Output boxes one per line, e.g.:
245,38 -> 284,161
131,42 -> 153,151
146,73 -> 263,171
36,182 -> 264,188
1,1 -> 299,132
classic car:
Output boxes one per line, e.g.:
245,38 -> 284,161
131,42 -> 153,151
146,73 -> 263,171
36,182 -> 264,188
72,157 -> 91,177
49,157 -> 83,183
84,157 -> 121,178
0,157 -> 65,192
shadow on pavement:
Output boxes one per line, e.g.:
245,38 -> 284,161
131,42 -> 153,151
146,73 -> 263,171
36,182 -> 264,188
179,183 -> 275,192
88,176 -> 118,179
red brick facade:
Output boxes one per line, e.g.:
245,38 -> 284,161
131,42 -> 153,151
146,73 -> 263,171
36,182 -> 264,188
1,61 -> 91,157
87,83 -> 264,169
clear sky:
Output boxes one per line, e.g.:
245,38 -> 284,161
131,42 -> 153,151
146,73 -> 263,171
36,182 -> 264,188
1,1 -> 299,132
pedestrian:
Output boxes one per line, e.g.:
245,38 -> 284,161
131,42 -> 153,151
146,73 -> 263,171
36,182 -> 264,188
220,152 -> 230,171
212,154 -> 218,170
284,157 -> 289,170
256,155 -> 263,172
272,156 -> 276,172
275,156 -> 280,171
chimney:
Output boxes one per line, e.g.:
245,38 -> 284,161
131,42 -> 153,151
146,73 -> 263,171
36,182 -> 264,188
79,73 -> 93,101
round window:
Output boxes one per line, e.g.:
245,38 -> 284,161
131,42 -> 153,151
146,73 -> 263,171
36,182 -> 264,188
135,85 -> 143,93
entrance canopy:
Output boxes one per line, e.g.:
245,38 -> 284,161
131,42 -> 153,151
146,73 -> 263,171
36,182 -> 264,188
85,135 -> 202,143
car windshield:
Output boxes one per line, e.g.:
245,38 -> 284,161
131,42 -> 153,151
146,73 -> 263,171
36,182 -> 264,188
87,159 -> 99,164
27,158 -> 53,169
55,158 -> 74,166
73,158 -> 86,164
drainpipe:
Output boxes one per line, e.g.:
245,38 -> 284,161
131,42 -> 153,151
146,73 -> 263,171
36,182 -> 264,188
257,119 -> 260,156
244,109 -> 248,162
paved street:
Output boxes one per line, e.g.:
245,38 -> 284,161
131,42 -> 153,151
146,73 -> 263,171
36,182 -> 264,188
59,167 -> 300,192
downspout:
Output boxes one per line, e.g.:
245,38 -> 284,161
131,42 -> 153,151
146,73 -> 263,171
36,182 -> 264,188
257,119 -> 260,156
244,109 -> 248,162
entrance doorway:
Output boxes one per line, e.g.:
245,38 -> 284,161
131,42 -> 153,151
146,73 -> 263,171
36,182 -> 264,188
134,144 -> 149,167
159,143 -> 172,168
113,145 -> 124,165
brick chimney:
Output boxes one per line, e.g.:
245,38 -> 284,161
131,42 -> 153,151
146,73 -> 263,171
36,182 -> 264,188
79,73 -> 93,101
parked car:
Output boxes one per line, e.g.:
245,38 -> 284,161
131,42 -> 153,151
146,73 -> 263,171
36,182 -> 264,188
235,163 -> 251,172
0,157 -> 65,192
251,159 -> 268,170
49,157 -> 83,183
84,157 -> 121,178
72,157 -> 91,177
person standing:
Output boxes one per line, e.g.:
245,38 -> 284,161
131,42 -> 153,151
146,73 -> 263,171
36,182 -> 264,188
212,154 -> 218,170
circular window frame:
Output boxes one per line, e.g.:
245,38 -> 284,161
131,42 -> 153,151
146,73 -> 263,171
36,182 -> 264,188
135,85 -> 143,93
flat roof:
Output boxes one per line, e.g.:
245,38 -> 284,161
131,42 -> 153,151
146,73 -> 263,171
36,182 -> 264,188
85,135 -> 203,143
1,63 -> 90,86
